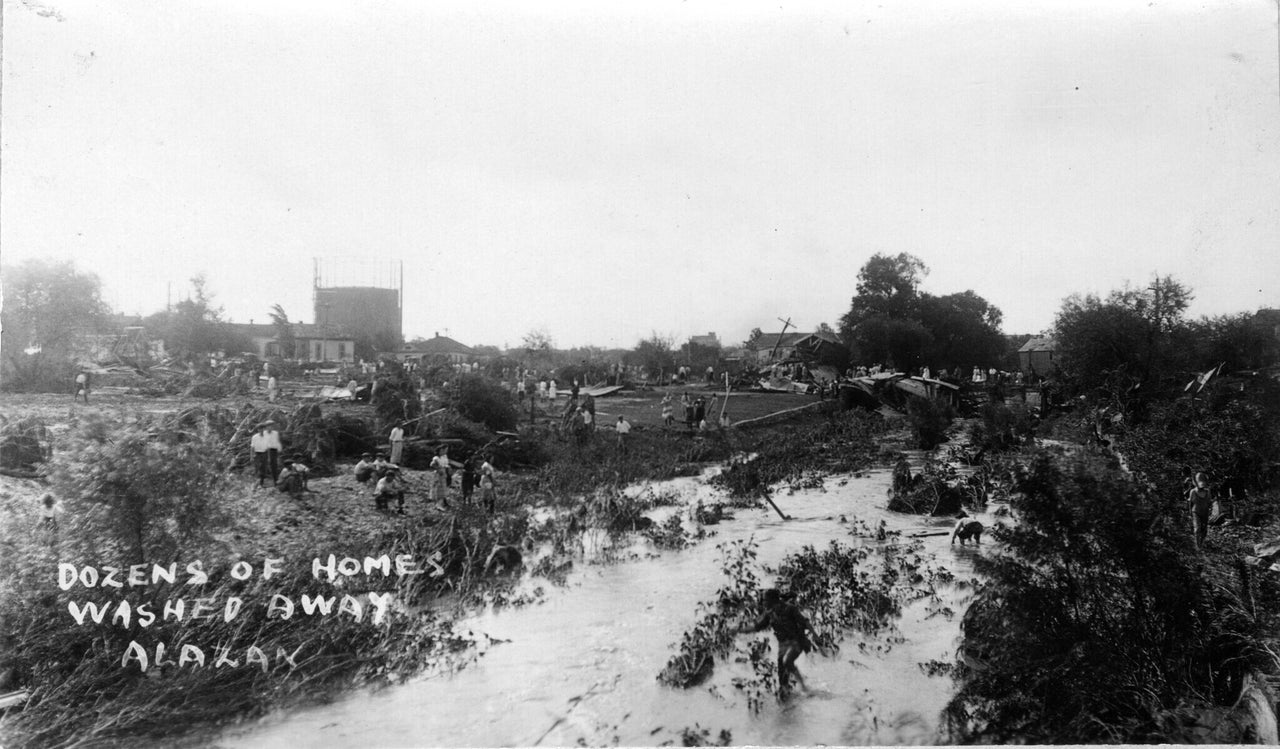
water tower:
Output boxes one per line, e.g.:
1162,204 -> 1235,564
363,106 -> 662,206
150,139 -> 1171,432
313,257 -> 403,354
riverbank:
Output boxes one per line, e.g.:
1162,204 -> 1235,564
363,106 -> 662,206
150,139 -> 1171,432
221,421 -> 983,747
0,393 -> 885,748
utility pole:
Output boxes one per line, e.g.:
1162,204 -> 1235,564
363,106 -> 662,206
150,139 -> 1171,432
769,316 -> 794,362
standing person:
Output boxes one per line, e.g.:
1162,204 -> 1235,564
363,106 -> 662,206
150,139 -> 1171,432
739,589 -> 815,697
74,370 -> 90,403
681,393 -> 693,427
251,421 -> 281,488
1187,472 -> 1215,549
580,406 -> 594,438
430,446 -> 453,509
706,365 -> 714,383
38,493 -> 59,544
517,376 -> 527,403
583,394 -> 596,432
570,378 -> 580,403
347,377 -> 360,402
661,392 -> 674,427
389,422 -> 405,466
707,391 -> 719,422
549,378 -> 558,402
479,454 -> 498,512
267,373 -> 280,403
694,398 -> 706,430
615,415 -> 632,453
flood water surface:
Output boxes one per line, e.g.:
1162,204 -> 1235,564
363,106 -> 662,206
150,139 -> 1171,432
228,466 -> 992,747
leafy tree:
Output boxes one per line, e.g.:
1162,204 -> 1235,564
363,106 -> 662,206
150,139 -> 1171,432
681,341 -> 720,371
851,315 -> 932,370
626,332 -> 677,378
1053,275 -> 1194,399
839,253 -> 1004,371
1,259 -> 111,391
1182,313 -> 1279,373
521,328 -> 555,353
269,303 -> 297,359
917,291 -> 1005,371
744,328 -> 763,350
845,252 -> 928,321
144,275 -> 250,364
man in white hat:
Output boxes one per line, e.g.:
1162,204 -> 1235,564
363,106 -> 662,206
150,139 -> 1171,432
250,420 -> 282,488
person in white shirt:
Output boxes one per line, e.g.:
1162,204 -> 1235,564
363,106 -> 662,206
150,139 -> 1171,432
615,415 -> 632,453
479,456 -> 498,512
430,447 -> 455,509
354,452 -> 375,484
375,465 -> 406,514
267,374 -> 279,403
389,423 -> 405,465
250,421 -> 282,488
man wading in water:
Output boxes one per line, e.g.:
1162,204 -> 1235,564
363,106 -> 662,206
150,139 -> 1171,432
739,588 -> 816,697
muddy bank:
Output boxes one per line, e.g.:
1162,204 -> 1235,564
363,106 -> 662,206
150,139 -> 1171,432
225,461 -> 992,747
0,393 -> 876,748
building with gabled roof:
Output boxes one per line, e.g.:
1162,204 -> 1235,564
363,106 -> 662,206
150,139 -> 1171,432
1017,336 -> 1057,377
222,322 -> 356,362
391,333 -> 481,364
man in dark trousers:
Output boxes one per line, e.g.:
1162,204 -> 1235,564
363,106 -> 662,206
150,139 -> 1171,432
740,588 -> 815,696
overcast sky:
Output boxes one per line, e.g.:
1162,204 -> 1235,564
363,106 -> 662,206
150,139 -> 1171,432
3,0 -> 1278,349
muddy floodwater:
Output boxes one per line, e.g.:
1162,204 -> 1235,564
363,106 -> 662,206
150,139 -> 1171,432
227,457 -> 995,747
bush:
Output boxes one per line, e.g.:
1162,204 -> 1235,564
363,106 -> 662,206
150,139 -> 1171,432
947,448 -> 1265,743
905,397 -> 952,449
450,374 -> 518,432
47,412 -> 231,564
1115,377 -> 1280,512
970,400 -> 1035,452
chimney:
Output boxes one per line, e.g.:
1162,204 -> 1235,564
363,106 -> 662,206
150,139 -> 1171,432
435,331 -> 440,338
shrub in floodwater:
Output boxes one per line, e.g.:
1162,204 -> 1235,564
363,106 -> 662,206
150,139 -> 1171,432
886,457 -> 966,516
658,539 -> 762,688
659,535 -> 943,704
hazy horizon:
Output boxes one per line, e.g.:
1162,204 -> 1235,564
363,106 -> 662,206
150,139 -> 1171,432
4,0 -> 1278,349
